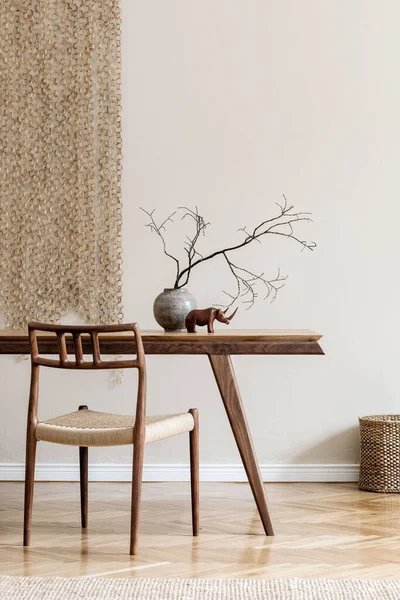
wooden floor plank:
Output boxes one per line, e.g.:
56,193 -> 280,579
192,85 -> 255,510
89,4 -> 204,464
1,482 -> 399,579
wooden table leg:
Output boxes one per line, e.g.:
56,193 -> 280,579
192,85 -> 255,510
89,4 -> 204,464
208,354 -> 275,535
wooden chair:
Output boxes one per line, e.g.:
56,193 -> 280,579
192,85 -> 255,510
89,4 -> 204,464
23,322 -> 199,555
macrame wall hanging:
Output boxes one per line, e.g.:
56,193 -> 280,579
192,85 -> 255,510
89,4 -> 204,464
0,0 -> 123,329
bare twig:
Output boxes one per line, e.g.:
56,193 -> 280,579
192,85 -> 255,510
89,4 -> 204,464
175,206 -> 210,288
238,226 -> 261,243
140,207 -> 180,279
221,253 -> 288,309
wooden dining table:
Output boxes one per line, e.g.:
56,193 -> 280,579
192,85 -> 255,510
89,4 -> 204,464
0,327 -> 324,536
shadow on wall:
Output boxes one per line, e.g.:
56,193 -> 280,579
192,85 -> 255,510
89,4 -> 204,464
294,427 -> 360,464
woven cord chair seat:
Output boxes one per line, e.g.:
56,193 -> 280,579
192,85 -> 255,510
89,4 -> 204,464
35,409 -> 195,447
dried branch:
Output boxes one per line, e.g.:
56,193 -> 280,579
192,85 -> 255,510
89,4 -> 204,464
174,195 -> 315,289
238,226 -> 261,243
140,207 -> 180,279
222,253 -> 287,309
175,206 -> 210,288
141,196 -> 315,309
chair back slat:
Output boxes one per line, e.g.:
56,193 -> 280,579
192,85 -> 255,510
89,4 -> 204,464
57,333 -> 68,365
28,322 -> 144,371
73,333 -> 84,365
90,332 -> 101,365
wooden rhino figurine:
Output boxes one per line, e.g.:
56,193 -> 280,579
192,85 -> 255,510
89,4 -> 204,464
185,307 -> 238,334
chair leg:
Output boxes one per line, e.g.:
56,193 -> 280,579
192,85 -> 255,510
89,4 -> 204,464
130,437 -> 144,555
189,408 -> 199,536
23,433 -> 37,546
79,446 -> 88,528
79,405 -> 88,528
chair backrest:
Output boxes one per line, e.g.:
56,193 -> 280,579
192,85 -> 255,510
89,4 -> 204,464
26,322 -> 147,447
28,322 -> 145,371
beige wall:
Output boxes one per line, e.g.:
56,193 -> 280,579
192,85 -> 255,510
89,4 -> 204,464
1,0 -> 400,471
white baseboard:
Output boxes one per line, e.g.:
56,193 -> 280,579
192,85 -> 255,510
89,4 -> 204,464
0,463 -> 359,483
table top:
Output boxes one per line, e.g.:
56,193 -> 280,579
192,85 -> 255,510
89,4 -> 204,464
0,329 -> 324,356
0,328 -> 322,341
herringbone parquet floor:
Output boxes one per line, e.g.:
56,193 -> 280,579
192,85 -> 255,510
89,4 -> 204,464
1,482 -> 400,578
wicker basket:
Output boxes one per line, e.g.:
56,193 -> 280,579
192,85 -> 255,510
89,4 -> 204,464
359,415 -> 400,492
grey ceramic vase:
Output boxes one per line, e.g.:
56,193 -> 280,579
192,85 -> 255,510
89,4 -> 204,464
153,288 -> 197,331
